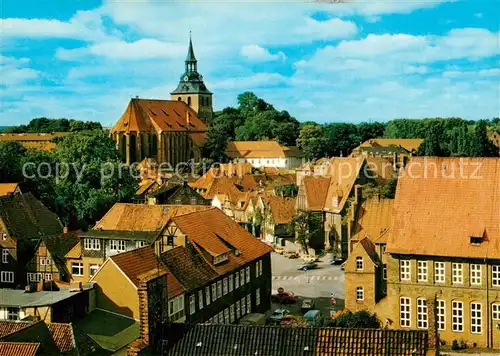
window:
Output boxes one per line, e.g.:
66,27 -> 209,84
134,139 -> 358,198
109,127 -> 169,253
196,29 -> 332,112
230,304 -> 235,322
45,273 -> 53,281
471,302 -> 482,334
205,286 -> 210,305
198,290 -> 203,310
452,263 -> 463,284
218,312 -> 223,324
236,301 -> 241,319
223,278 -> 228,295
40,258 -> 45,266
246,266 -> 250,283
470,264 -> 482,285
1,249 -> 8,264
452,300 -> 464,332
417,261 -> 428,282
110,240 -> 126,252
168,296 -> 184,317
7,307 -> 19,320
27,273 -> 42,282
383,264 -> 387,280
255,260 -> 260,277
217,281 -> 222,298
72,263 -> 83,276
84,238 -> 101,250
229,275 -> 233,292
89,264 -> 100,277
211,283 -> 217,300
190,197 -> 197,205
400,297 -> 411,327
492,303 -> 500,320
214,254 -> 228,265
256,288 -> 261,306
356,257 -> 363,271
417,298 -> 428,329
437,300 -> 445,331
246,294 -> 251,313
241,298 -> 246,315
258,260 -> 263,276
174,198 -> 182,205
224,308 -> 229,324
400,260 -> 410,281
167,235 -> 174,247
240,270 -> 245,285
189,295 -> 196,315
356,287 -> 364,301
493,265 -> 500,287
45,258 -> 51,265
235,272 -> 240,289
136,241 -> 146,248
434,262 -> 445,283
1,271 -> 14,283
2,233 -> 7,240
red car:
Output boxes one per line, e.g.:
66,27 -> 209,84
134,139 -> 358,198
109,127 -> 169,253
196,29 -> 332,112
271,288 -> 298,304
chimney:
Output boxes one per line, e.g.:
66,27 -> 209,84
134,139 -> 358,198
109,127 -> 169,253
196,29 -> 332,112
354,184 -> 362,205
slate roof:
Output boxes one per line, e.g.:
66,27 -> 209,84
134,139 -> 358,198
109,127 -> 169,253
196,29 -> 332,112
37,232 -> 80,278
160,246 -> 219,292
350,197 -> 394,243
0,193 -> 63,241
0,342 -> 40,356
165,324 -> 429,356
111,99 -> 207,134
387,157 -> 500,258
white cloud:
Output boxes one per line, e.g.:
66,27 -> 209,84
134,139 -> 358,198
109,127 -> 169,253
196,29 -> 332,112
0,55 -> 38,86
212,73 -> 289,90
240,45 -> 286,62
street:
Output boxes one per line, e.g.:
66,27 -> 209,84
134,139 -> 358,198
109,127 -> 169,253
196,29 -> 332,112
270,252 -> 345,318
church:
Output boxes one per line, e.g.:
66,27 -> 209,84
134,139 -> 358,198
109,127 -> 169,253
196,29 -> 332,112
111,36 -> 212,166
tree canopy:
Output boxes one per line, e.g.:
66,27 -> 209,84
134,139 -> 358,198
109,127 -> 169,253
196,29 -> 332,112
4,117 -> 102,133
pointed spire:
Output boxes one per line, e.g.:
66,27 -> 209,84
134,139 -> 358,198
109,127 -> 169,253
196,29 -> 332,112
186,31 -> 197,63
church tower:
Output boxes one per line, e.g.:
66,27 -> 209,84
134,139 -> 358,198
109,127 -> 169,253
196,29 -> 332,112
171,35 -> 213,124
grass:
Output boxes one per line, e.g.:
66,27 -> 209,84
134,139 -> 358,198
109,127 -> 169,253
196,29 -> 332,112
75,309 -> 139,352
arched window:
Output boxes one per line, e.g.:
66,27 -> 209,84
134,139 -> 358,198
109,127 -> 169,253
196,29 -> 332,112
187,97 -> 192,106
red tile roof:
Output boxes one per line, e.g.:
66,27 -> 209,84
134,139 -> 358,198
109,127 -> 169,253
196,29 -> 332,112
0,183 -> 20,197
111,98 -> 207,134
351,197 -> 394,243
302,176 -> 331,211
261,196 -> 296,224
47,323 -> 75,353
0,322 -> 31,338
225,141 -> 301,159
387,157 -> 500,258
0,342 -> 40,356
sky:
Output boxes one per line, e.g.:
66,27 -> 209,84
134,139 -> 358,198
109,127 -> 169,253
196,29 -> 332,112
0,0 -> 499,127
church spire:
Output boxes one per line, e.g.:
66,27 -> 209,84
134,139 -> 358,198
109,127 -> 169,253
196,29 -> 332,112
185,32 -> 197,72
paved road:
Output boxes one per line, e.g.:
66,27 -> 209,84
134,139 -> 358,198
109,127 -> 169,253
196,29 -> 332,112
270,253 -> 345,317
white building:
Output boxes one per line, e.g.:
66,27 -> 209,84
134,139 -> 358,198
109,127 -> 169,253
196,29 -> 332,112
225,141 -> 303,169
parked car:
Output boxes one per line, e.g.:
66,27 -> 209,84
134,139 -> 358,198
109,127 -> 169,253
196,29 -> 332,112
302,256 -> 320,262
284,252 -> 299,259
239,313 -> 266,326
280,314 -> 301,326
271,289 -> 298,304
298,262 -> 318,271
330,256 -> 345,265
304,310 -> 324,327
301,299 -> 315,314
274,247 -> 285,255
268,309 -> 290,323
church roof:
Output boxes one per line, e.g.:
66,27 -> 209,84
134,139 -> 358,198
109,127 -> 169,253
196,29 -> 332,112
111,98 -> 207,134
186,36 -> 196,62
171,80 -> 212,95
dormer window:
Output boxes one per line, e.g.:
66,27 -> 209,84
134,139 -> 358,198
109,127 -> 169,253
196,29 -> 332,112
470,236 -> 483,245
213,253 -> 229,265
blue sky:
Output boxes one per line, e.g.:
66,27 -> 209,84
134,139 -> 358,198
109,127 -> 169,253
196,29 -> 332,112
1,0 -> 499,127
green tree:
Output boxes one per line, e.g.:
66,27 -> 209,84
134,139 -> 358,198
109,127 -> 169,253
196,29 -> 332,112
328,310 -> 381,329
275,184 -> 298,198
5,118 -> 102,133
289,211 -> 322,254
357,122 -> 386,142
297,124 -> 326,161
470,120 -> 499,157
202,125 -> 229,162
323,123 -> 362,157
0,141 -> 27,182
418,124 -> 447,156
380,178 -> 397,199
53,130 -> 138,228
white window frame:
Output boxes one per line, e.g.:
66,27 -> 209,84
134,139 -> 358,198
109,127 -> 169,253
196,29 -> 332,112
246,294 -> 251,313
240,270 -> 245,285
230,304 -> 235,322
89,264 -> 100,277
437,299 -> 445,331
217,280 -> 222,298
400,297 -> 411,328
45,258 -> 51,265
1,233 -> 7,241
255,260 -> 260,278
246,266 -> 250,283
7,307 -> 19,320
470,264 -> 482,286
229,274 -> 233,292
205,286 -> 211,305
224,308 -> 229,324
452,263 -> 463,285
198,290 -> 203,310
211,283 -> 217,301
45,273 -> 53,281
493,265 -> 500,287
1,249 -> 8,264
434,262 -> 445,284
71,263 -> 84,276
40,258 -> 46,266
492,303 -> 500,320
235,272 -> 240,289
136,241 -> 147,249
400,260 -> 410,281
84,238 -> 101,251
471,302 -> 482,334
241,298 -> 246,315
256,288 -> 261,306
223,277 -> 228,295
110,239 -> 126,252
1,271 -> 14,283
258,260 -> 263,276
452,300 -> 464,332
236,301 -> 241,319
189,295 -> 196,315
417,261 -> 428,282
356,287 -> 364,301
417,298 -> 428,330
356,256 -> 363,271
190,197 -> 197,205
27,272 -> 42,282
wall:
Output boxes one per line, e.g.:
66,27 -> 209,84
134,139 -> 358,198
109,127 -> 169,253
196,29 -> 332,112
67,256 -> 105,284
25,242 -> 62,283
234,157 -> 301,169
92,260 -> 139,320
0,218 -> 17,287
344,243 -> 377,312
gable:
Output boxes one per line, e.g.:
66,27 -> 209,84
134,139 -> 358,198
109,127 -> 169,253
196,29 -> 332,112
345,239 -> 378,273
